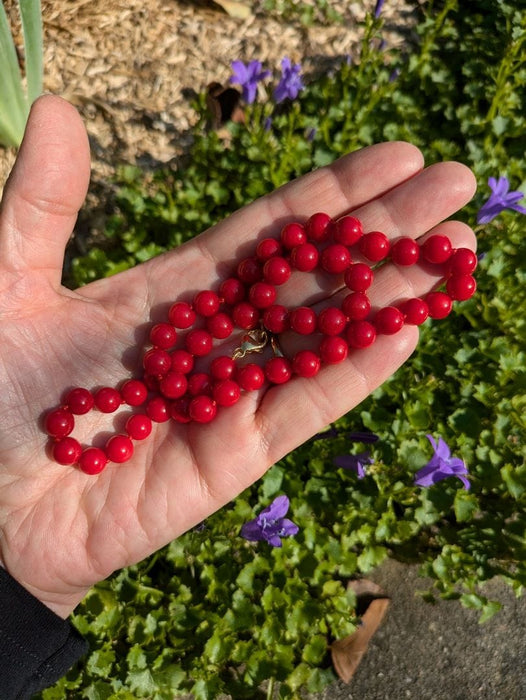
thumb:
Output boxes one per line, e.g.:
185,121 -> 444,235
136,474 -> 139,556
0,95 -> 90,285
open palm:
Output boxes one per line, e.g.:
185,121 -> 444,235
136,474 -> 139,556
0,96 -> 477,618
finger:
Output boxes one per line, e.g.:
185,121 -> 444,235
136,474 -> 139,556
0,95 -> 90,284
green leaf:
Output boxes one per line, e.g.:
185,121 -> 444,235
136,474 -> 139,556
454,491 -> 479,522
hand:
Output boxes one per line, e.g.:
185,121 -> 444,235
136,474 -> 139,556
0,96 -> 476,618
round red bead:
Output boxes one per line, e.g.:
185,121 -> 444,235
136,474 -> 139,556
401,298 -> 429,325
185,329 -> 213,356
422,235 -> 453,264
171,397 -> 192,423
342,292 -> 371,321
317,307 -> 347,335
344,262 -> 374,292
237,363 -> 265,391
170,350 -> 194,374
210,356 -> 236,380
143,348 -> 172,376
94,387 -> 122,413
289,243 -> 319,271
390,237 -> 420,266
219,277 -> 245,305
126,413 -> 152,440
265,357 -> 292,384
305,212 -> 332,242
448,248 -> 477,275
237,257 -> 262,284
65,388 -> 94,415
281,222 -> 307,249
292,350 -> 321,377
52,437 -> 82,465
45,408 -> 74,438
359,231 -> 390,262
446,274 -> 477,301
189,395 -> 217,423
346,320 -> 377,348
333,216 -> 363,246
187,373 -> 212,396
289,307 -> 317,335
213,379 -> 241,407
206,312 -> 234,339
249,282 -> 277,309
426,291 -> 453,319
374,306 -> 405,335
149,323 -> 177,349
79,448 -> 108,475
106,434 -> 134,463
159,371 -> 188,399
256,237 -> 282,260
320,244 -> 351,274
263,257 -> 291,285
146,396 -> 171,422
319,336 -> 348,364
232,302 -> 260,330
120,379 -> 148,406
168,302 -> 196,329
193,290 -> 221,317
263,304 -> 289,333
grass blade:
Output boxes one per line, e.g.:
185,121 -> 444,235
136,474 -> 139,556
0,1 -> 28,146
18,0 -> 43,105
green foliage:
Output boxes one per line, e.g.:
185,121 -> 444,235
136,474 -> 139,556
52,1 -> 526,697
0,0 -> 43,147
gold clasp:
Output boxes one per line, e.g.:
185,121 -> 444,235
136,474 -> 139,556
232,329 -> 269,360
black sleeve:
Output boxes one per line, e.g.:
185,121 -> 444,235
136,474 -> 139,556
0,566 -> 88,699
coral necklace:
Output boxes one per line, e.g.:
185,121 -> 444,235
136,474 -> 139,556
44,213 -> 477,475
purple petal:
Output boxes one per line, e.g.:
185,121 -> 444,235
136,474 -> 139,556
510,201 -> 526,215
262,495 -> 290,521
240,519 -> 265,541
267,534 -> 283,547
230,60 -> 248,83
491,176 -> 510,197
279,518 -> 299,537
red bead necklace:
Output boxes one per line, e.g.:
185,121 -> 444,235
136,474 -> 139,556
44,214 -> 477,475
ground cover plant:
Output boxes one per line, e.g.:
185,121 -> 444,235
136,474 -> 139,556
39,0 -> 525,698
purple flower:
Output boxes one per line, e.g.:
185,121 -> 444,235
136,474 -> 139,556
414,435 -> 470,490
240,495 -> 299,547
477,176 -> 526,224
374,0 -> 385,18
230,60 -> 271,104
273,57 -> 304,103
334,451 -> 374,479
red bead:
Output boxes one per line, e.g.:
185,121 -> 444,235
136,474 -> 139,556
188,373 -> 212,396
425,291 -> 453,319
390,237 -> 420,266
401,298 -> 429,325
143,348 -> 172,376
126,413 -> 152,440
446,274 -> 477,301
65,388 -> 94,415
189,395 -> 217,423
213,379 -> 241,407
168,302 -> 196,329
170,350 -> 194,374
185,329 -> 213,356
359,231 -> 390,262
317,307 -> 347,335
159,371 -> 188,399
149,323 -> 177,349
289,307 -> 317,335
206,312 -> 234,339
237,256 -> 262,284
106,435 -> 134,463
448,248 -> 477,275
45,408 -> 74,438
320,244 -> 351,274
193,290 -> 221,317
263,304 -> 289,333
146,396 -> 171,422
281,222 -> 307,249
256,237 -> 282,260
289,243 -> 319,271
219,277 -> 245,305
421,235 -> 453,264
342,292 -> 371,320
249,282 -> 277,309
52,437 -> 82,465
305,212 -> 332,242
210,356 -> 236,380
374,306 -> 405,335
344,263 -> 374,292
79,447 -> 108,475
263,257 -> 291,285
333,216 -> 363,246
265,357 -> 292,384
94,387 -> 122,413
120,379 -> 148,406
346,320 -> 376,348
292,350 -> 321,377
319,336 -> 348,364
237,363 -> 265,391
232,302 -> 260,330
171,397 -> 192,423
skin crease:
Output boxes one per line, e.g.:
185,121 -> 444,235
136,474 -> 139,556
0,95 -> 477,619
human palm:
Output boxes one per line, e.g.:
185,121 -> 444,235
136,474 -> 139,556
0,96 -> 477,618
